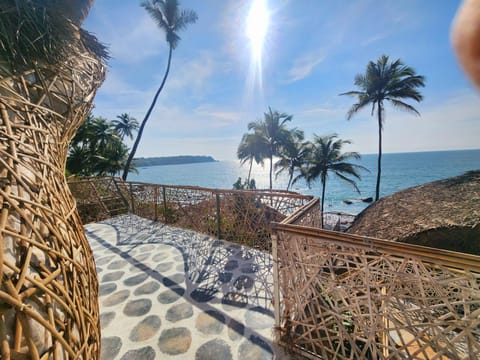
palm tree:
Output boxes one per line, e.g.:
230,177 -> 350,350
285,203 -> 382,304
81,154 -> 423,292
340,55 -> 425,201
274,131 -> 308,191
113,113 -> 139,140
237,133 -> 267,183
300,134 -> 366,228
91,116 -> 117,151
122,0 -> 198,180
248,107 -> 294,190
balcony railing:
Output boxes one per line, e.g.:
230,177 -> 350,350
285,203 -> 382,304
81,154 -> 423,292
68,176 -> 480,359
273,202 -> 480,359
68,177 -> 313,251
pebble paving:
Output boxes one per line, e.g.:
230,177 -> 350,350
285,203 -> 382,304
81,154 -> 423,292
85,215 -> 288,359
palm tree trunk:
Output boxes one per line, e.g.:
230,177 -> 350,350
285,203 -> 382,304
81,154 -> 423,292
247,158 -> 253,183
287,170 -> 293,191
122,45 -> 173,180
375,101 -> 383,201
321,174 -> 327,229
269,154 -> 273,190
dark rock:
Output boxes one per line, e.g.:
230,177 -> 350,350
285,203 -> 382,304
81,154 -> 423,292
102,271 -> 125,282
157,288 -> 184,304
103,290 -> 130,307
101,336 -> 122,360
195,339 -> 232,360
165,303 -> 193,322
158,327 -> 192,355
134,281 -> 160,296
99,283 -> 117,297
124,273 -> 149,286
129,315 -> 161,342
120,346 -> 156,360
195,311 -> 225,334
123,299 -> 152,317
100,312 -> 115,329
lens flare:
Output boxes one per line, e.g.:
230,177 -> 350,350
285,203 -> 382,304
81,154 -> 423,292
246,0 -> 269,60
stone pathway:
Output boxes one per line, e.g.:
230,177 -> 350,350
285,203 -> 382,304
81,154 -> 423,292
84,215 -> 288,359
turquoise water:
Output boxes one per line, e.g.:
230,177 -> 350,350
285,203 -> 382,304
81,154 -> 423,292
128,149 -> 480,215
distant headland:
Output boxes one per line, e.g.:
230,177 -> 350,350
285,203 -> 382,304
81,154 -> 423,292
133,155 -> 217,168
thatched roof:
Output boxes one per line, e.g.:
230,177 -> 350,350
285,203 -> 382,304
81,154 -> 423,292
348,170 -> 480,254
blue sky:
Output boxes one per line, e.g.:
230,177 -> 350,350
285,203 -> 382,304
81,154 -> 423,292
84,0 -> 479,161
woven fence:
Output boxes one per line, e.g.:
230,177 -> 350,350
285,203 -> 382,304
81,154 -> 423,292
273,222 -> 480,359
68,178 -> 313,251
0,41 -> 104,358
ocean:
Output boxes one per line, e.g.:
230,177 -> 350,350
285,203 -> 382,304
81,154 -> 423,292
128,149 -> 480,215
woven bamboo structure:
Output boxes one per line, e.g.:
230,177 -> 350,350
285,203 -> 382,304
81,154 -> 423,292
274,216 -> 480,358
0,26 -> 105,360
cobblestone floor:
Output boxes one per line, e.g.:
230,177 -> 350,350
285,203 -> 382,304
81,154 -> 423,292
85,215 -> 288,359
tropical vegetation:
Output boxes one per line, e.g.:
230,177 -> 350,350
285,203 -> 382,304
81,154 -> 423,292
341,55 -> 425,201
237,108 -> 366,227
67,113 -> 138,176
242,107 -> 302,190
122,0 -> 198,180
297,134 -> 366,228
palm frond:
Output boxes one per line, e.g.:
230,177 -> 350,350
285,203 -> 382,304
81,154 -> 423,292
387,99 -> 421,115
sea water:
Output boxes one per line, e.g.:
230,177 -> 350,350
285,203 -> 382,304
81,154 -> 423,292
128,149 -> 480,215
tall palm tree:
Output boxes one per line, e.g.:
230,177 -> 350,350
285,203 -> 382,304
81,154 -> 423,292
122,0 -> 197,180
248,107 -> 294,190
237,132 -> 267,183
274,131 -> 308,191
340,55 -> 425,201
113,113 -> 139,140
300,134 -> 366,228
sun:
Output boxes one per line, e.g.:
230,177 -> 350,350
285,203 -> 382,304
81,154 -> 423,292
246,0 -> 269,60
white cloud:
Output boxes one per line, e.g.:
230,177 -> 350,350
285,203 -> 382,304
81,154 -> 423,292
287,51 -> 326,82
166,52 -> 216,97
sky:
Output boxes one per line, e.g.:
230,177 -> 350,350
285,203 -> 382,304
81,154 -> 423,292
83,0 -> 480,161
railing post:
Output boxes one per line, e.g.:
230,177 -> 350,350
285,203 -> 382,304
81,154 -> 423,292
129,183 -> 135,214
154,185 -> 158,221
215,193 -> 222,239
272,231 -> 281,341
162,186 -> 167,222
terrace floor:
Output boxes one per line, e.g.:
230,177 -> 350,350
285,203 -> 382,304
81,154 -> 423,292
84,215 -> 288,359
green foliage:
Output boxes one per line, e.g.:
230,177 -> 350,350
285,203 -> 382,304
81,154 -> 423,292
232,177 -> 256,190
67,113 -> 137,177
341,55 -> 425,200
0,0 -> 108,76
239,107 -> 298,190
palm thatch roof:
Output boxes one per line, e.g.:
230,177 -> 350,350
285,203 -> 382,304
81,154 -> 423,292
348,170 -> 480,255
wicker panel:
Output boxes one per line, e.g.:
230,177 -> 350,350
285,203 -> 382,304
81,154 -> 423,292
275,226 -> 480,359
0,42 -> 104,358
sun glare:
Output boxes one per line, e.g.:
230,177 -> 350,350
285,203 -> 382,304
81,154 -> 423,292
246,0 -> 269,60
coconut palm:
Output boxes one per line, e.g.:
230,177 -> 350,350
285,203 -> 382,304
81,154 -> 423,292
91,116 -> 118,151
113,113 -> 139,140
237,132 -> 267,183
341,55 -> 425,201
274,131 -> 308,191
122,0 -> 198,180
248,107 -> 295,190
300,134 -> 366,228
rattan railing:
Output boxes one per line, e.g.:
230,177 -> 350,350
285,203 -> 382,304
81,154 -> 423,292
68,177 -> 313,251
273,211 -> 480,359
